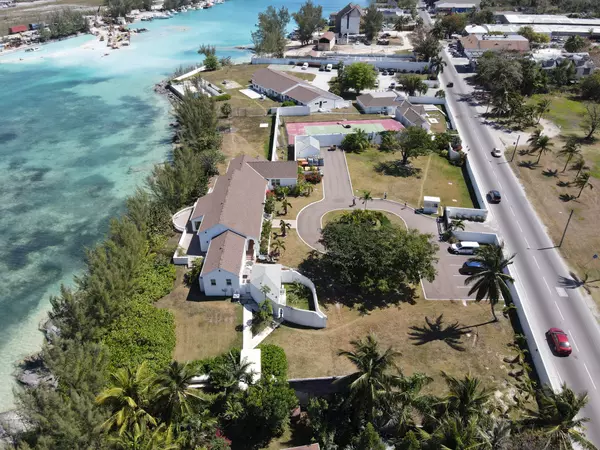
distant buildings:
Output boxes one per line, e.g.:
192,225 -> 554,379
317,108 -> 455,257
333,3 -> 364,37
459,33 -> 530,57
530,49 -> 596,78
434,1 -> 478,14
496,13 -> 600,28
317,31 -> 335,51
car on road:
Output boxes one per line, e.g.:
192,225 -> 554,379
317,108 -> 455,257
389,82 -> 396,90
487,190 -> 502,204
447,82 -> 454,88
460,260 -> 486,274
546,328 -> 572,356
325,64 -> 333,72
301,62 -> 308,70
491,147 -> 503,157
382,70 -> 388,76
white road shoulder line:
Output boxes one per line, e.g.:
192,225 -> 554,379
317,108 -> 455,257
584,363 -> 597,390
555,301 -> 565,321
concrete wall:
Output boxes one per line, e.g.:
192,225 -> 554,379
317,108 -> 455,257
271,110 -> 280,161
465,157 -> 487,209
269,105 -> 311,116
172,206 -> 193,232
252,57 -> 429,72
274,268 -> 328,328
452,230 -> 498,245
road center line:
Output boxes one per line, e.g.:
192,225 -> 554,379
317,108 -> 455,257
532,256 -> 541,270
568,330 -> 580,352
510,205 -> 516,217
516,221 -> 523,232
543,277 -> 552,294
523,236 -> 530,248
498,181 -> 503,190
584,363 -> 597,390
555,301 -> 565,321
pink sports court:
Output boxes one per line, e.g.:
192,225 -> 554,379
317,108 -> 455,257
285,119 -> 404,145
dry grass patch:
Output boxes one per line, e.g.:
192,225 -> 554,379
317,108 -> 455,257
155,267 -> 242,361
274,229 -> 312,268
264,299 -> 516,395
347,148 -> 473,208
221,115 -> 271,162
426,109 -> 448,134
282,113 -> 368,124
275,184 -> 323,220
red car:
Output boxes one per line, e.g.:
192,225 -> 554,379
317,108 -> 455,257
546,328 -> 572,356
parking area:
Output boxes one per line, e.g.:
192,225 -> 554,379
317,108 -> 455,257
422,242 -> 478,301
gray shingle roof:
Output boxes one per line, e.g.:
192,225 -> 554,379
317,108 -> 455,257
201,231 -> 246,276
247,160 -> 299,180
252,68 -> 303,94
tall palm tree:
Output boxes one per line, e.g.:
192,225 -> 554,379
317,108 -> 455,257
571,158 -> 589,180
394,15 -> 411,31
337,334 -> 402,422
398,74 -> 429,96
96,362 -> 157,435
534,135 -> 554,164
109,422 -> 179,450
464,244 -> 515,321
574,172 -> 593,198
558,137 -> 582,172
209,351 -> 254,397
280,195 -> 292,216
523,384 -> 596,450
279,219 -> 291,237
429,55 -> 447,78
535,98 -> 552,124
440,372 -> 493,422
447,219 -> 466,233
527,129 -> 542,149
361,190 -> 373,210
418,413 -> 485,450
153,361 -> 205,423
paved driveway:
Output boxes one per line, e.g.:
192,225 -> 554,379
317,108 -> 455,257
296,149 -> 477,300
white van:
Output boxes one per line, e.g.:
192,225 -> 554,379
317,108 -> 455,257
301,62 -> 309,70
449,241 -> 480,255
325,63 -> 333,72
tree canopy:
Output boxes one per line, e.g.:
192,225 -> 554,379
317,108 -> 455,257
341,62 -> 378,94
251,6 -> 290,57
292,0 -> 324,46
581,72 -> 600,102
361,4 -> 384,42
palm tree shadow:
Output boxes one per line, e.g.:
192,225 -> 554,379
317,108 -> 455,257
408,314 -> 471,352
518,160 -> 537,169
558,271 -> 600,293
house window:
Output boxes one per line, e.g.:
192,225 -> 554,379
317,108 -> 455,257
226,279 -> 232,286
272,179 -> 281,186
210,279 -> 216,286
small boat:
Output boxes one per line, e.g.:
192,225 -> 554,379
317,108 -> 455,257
25,46 -> 41,52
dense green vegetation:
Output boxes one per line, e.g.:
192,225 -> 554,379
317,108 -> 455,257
251,5 -> 290,57
38,9 -> 90,41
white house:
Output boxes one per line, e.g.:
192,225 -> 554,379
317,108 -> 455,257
395,100 -> 431,131
356,91 -> 406,115
171,155 -> 327,328
251,68 -> 348,112
335,3 -> 364,37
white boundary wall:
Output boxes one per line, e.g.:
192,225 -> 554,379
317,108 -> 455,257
450,230 -> 558,389
272,268 -> 327,328
271,111 -> 280,161
253,57 -> 429,72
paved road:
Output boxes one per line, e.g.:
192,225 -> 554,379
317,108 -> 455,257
420,11 -> 600,444
296,149 -> 476,301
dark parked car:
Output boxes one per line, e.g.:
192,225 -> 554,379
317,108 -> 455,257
546,328 -> 572,356
460,261 -> 486,275
488,190 -> 502,204
447,82 -> 454,88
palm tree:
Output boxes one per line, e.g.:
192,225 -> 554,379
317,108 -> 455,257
279,219 -> 291,237
535,98 -> 552,124
342,128 -> 370,153
447,219 -> 465,233
361,190 -> 373,210
571,158 -> 589,180
398,74 -> 428,96
280,195 -> 292,216
208,351 -> 254,397
96,362 -> 156,435
428,55 -> 447,78
574,172 -> 593,198
523,384 -> 596,450
440,372 -> 493,422
109,422 -> 179,450
337,334 -> 402,422
527,129 -> 542,149
419,414 -> 485,450
270,238 -> 286,258
534,135 -> 554,164
464,244 -> 515,321
153,361 -> 205,423
394,15 -> 411,31
558,137 -> 581,172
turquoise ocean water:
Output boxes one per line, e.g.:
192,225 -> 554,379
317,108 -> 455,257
0,0 -> 365,411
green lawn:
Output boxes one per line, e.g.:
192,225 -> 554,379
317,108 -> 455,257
346,149 -> 473,208
529,93 -> 587,131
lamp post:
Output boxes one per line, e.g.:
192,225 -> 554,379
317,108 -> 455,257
511,134 -> 521,162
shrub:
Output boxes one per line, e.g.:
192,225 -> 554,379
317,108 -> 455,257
185,257 -> 204,286
281,100 -> 296,107
213,94 -> 232,102
264,192 -> 276,215
440,149 -> 449,158
305,171 -> 322,184
258,344 -> 288,380
260,219 -> 272,254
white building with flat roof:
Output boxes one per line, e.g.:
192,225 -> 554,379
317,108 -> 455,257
464,23 -> 600,38
498,13 -> 600,27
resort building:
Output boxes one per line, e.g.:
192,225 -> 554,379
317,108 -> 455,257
496,13 -> 600,27
458,33 -> 530,57
530,50 -> 597,78
172,155 -> 327,328
251,68 -> 347,112
395,100 -> 431,131
464,24 -> 600,39
333,3 -> 363,37
317,31 -> 336,51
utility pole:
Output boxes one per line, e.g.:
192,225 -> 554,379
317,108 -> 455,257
511,134 -> 521,162
558,209 -> 574,248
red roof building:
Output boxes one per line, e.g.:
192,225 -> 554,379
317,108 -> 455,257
9,25 -> 28,34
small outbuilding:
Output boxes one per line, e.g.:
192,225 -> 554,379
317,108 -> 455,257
423,196 -> 441,214
294,135 -> 321,160
317,31 -> 336,51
